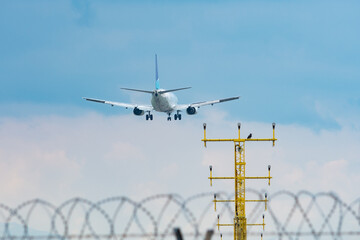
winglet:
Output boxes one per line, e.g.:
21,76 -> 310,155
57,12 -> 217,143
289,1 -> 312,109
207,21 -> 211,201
155,54 -> 160,90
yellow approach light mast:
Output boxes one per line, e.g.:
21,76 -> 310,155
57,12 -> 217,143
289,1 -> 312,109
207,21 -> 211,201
202,123 -> 277,240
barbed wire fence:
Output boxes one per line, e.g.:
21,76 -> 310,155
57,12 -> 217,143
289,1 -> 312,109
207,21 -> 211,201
0,190 -> 359,240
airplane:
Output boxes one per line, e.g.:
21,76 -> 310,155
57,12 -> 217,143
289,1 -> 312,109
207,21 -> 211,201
83,54 -> 239,121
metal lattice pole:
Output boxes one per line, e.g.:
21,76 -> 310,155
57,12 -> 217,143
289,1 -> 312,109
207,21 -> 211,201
203,123 -> 277,240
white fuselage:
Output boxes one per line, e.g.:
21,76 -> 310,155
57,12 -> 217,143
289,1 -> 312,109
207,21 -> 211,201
151,89 -> 178,113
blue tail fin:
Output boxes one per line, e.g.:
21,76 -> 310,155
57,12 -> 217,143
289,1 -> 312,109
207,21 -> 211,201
155,54 -> 160,90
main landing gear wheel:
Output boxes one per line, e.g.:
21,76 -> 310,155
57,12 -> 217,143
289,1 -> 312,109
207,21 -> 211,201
174,112 -> 182,120
167,117 -> 171,121
146,113 -> 153,121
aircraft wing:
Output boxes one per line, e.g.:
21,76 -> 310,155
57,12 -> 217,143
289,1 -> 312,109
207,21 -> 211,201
175,96 -> 240,110
82,97 -> 153,111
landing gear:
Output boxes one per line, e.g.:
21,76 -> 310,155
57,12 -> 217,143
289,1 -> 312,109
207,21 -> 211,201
174,114 -> 182,120
174,111 -> 182,121
167,112 -> 181,121
146,112 -> 153,121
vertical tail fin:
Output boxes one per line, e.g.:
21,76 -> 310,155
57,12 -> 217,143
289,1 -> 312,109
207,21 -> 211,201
155,54 -> 160,90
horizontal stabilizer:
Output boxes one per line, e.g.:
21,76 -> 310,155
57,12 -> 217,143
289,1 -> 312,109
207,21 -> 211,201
159,87 -> 191,94
121,88 -> 153,94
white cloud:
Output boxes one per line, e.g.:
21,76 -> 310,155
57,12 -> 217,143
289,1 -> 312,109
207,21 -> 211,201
104,141 -> 146,165
0,110 -> 359,207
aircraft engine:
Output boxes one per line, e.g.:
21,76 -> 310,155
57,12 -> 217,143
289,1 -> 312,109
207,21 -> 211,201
133,107 -> 145,116
186,106 -> 197,115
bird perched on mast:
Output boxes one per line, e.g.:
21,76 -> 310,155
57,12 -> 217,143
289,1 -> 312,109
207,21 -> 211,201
247,133 -> 252,139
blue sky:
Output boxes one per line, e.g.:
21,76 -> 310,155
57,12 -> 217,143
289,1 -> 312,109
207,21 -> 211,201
1,0 -> 359,127
0,0 -> 360,209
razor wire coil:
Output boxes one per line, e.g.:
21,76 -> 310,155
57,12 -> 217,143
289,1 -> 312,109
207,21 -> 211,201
0,190 -> 359,240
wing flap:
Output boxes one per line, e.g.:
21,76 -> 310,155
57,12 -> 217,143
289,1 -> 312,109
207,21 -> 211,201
174,96 -> 240,111
83,97 -> 153,111
191,96 -> 240,108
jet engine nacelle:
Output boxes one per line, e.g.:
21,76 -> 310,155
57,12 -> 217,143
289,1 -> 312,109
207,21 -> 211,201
186,106 -> 197,115
133,107 -> 144,116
